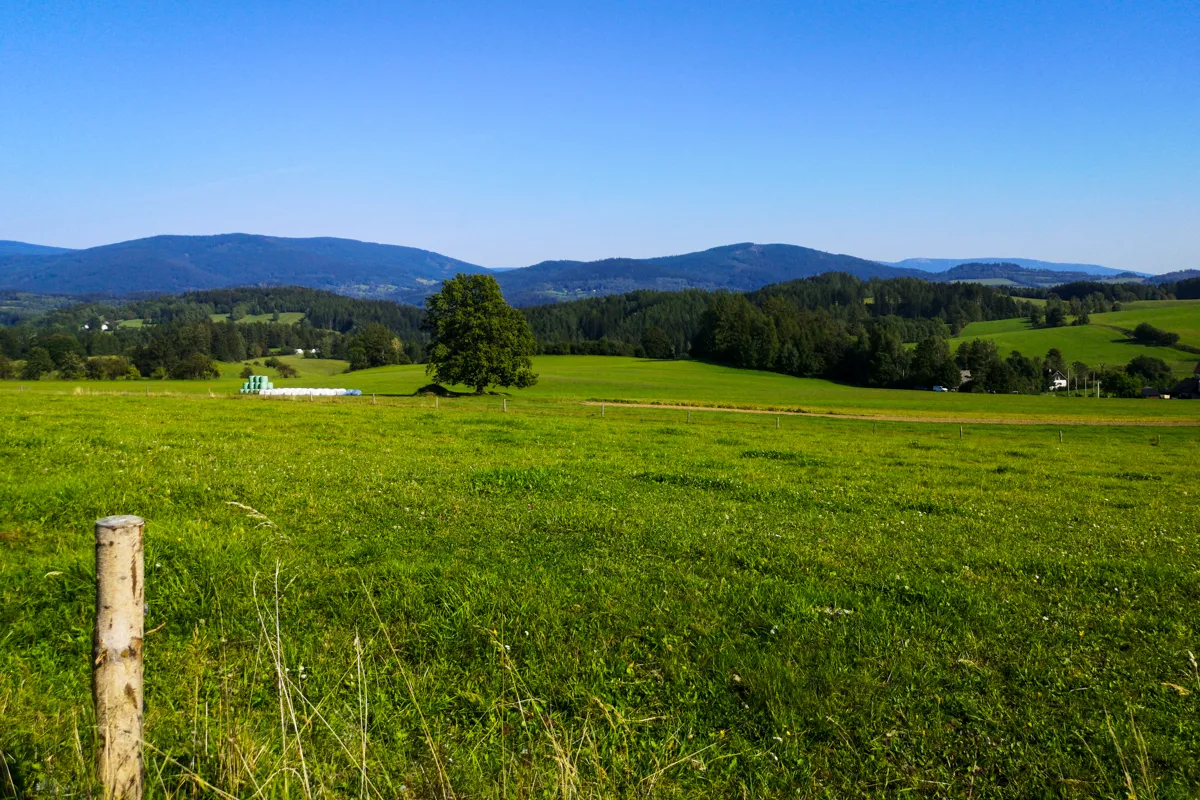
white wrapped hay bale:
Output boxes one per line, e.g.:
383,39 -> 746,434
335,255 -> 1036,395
258,388 -> 361,397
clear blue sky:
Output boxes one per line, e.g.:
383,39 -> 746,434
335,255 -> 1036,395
1,1 -> 1196,272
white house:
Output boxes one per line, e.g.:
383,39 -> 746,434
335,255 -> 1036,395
1048,370 -> 1067,390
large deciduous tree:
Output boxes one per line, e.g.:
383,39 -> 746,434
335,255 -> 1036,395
423,274 -> 537,394
21,347 -> 54,380
1125,355 -> 1173,389
640,326 -> 675,359
348,323 -> 409,371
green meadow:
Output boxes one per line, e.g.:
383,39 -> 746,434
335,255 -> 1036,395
951,300 -> 1200,375
19,355 -> 1200,424
2,360 -> 1200,798
209,311 -> 308,325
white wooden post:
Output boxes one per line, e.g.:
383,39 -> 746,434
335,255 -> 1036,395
601,403 -> 605,417
503,398 -> 507,412
436,396 -> 439,409
372,394 -> 376,405
94,515 -> 145,800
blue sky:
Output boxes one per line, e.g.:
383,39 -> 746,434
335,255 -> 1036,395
1,1 -> 1196,272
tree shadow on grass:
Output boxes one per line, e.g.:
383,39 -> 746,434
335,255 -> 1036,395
412,383 -> 508,397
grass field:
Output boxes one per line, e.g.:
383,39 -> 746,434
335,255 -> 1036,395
238,355 -> 350,379
211,312 -> 308,325
10,355 -> 1200,423
952,300 -> 1200,375
1,389 -> 1198,798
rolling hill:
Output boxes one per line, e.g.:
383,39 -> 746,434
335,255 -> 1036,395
0,236 -> 930,305
936,262 -> 1143,289
0,234 -> 488,304
493,243 -> 927,306
0,234 -> 1155,306
885,256 -> 1144,277
0,240 -> 75,257
1150,269 -> 1200,284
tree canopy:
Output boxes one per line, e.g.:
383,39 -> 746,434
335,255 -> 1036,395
424,274 -> 538,394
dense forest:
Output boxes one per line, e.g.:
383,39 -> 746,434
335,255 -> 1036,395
0,276 -> 1193,395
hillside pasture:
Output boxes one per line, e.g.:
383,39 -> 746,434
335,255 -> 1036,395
239,355 -> 350,379
952,300 -> 1200,374
1093,301 -> 1200,344
211,311 -> 307,325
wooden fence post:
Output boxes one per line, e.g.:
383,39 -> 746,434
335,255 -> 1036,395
372,394 -> 376,405
776,415 -> 779,429
1059,430 -> 1063,443
503,398 -> 507,412
435,396 -> 439,409
94,515 -> 145,800
687,410 -> 690,423
601,403 -> 605,417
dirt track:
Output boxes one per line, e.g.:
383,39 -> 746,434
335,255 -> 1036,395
581,401 -> 1200,427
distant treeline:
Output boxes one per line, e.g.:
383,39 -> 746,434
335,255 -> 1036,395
1,277 -> 1193,394
0,287 -> 426,380
1008,277 -> 1200,303
31,286 -> 427,338
525,273 -> 1030,358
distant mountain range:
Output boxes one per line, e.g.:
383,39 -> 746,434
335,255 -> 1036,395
0,234 -> 1181,306
497,243 -> 924,305
0,234 -> 485,305
0,240 -> 76,257
882,257 -> 1146,278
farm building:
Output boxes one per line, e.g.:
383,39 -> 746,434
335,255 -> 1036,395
1047,370 -> 1067,391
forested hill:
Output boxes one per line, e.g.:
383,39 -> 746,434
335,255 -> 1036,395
0,236 -> 923,303
1,234 -> 1152,304
495,243 -> 926,306
0,234 -> 487,303
0,241 -> 75,257
937,262 -> 1139,288
524,273 -> 1037,356
884,256 -> 1135,277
